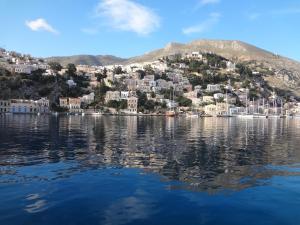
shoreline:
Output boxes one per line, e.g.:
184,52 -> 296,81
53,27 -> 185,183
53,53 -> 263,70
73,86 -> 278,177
0,112 -> 298,119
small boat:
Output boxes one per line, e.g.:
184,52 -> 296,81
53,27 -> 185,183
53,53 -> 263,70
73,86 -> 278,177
186,112 -> 199,118
268,115 -> 282,119
217,114 -> 233,118
166,110 -> 176,117
91,112 -> 102,116
237,114 -> 254,119
253,113 -> 267,118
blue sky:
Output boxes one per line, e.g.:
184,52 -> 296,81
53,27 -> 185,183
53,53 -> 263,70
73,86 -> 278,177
1,0 -> 300,60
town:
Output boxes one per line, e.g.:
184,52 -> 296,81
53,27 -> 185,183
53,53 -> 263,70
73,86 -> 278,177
1,47 -> 300,118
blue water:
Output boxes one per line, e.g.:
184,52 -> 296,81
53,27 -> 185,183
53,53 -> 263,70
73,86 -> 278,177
1,115 -> 300,225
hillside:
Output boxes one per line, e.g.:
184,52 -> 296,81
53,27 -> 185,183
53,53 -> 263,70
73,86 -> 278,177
41,39 -> 300,96
124,40 -> 300,95
125,40 -> 300,72
46,55 -> 126,66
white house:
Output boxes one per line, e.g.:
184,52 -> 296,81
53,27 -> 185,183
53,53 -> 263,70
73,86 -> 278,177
105,91 -> 120,103
120,91 -> 129,100
81,92 -> 95,105
206,84 -> 221,92
213,93 -> 224,100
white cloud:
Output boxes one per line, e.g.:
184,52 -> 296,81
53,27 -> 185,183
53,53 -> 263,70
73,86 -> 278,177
94,0 -> 160,36
25,18 -> 59,34
182,12 -> 221,35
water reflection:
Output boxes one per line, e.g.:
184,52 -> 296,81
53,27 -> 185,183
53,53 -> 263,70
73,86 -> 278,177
1,115 -> 300,192
103,190 -> 157,225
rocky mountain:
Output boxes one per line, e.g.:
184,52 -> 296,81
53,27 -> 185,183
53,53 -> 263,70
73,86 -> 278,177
124,39 -> 300,95
46,55 -> 126,66
126,40 -> 300,72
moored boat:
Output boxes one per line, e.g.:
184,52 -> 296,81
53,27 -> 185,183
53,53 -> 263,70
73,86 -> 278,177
166,110 -> 176,117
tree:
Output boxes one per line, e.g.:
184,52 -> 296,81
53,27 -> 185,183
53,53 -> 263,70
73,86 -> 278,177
96,72 -> 107,83
107,100 -> 119,109
136,70 -> 146,79
113,66 -> 123,74
150,92 -> 156,98
176,96 -> 192,107
161,73 -> 171,81
137,91 -> 147,108
119,99 -> 128,109
67,63 -> 77,75
187,74 -> 203,87
49,62 -> 63,73
144,100 -> 156,111
106,99 -> 127,110
94,83 -> 110,103
236,63 -> 253,79
144,65 -> 155,75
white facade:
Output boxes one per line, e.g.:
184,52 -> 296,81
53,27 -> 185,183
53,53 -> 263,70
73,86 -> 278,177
81,92 -> 95,104
10,98 -> 49,114
120,91 -> 129,100
206,84 -> 221,92
213,93 -> 224,100
127,96 -> 138,113
105,91 -> 120,103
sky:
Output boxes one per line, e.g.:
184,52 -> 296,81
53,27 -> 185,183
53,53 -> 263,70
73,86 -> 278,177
1,0 -> 300,60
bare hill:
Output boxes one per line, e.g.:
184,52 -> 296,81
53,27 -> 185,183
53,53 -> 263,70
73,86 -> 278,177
46,55 -> 126,66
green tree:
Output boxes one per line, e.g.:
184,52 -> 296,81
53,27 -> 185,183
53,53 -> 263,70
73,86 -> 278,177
113,66 -> 123,74
176,96 -> 192,107
137,91 -> 147,107
119,99 -> 128,109
144,100 -> 156,111
144,65 -> 155,75
236,63 -> 253,79
96,72 -> 107,83
107,100 -> 120,108
49,62 -> 63,73
67,63 -> 77,75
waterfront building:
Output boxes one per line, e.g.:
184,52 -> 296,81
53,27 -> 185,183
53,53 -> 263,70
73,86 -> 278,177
204,103 -> 229,116
59,97 -> 82,113
36,98 -> 50,113
10,98 -> 49,114
127,96 -> 138,114
204,104 -> 217,116
0,100 -> 11,113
